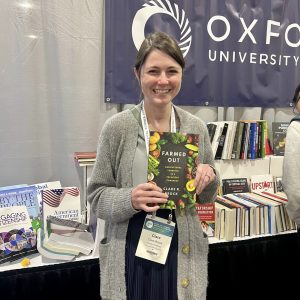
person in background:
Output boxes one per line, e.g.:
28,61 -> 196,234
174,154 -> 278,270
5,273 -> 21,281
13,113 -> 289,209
282,83 -> 300,232
88,31 -> 219,300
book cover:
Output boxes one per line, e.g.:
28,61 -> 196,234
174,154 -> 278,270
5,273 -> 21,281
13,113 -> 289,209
222,178 -> 249,195
0,206 -> 37,264
33,181 -> 62,215
195,202 -> 215,237
0,185 -> 40,231
250,174 -> 274,193
41,187 -> 81,238
272,122 -> 289,156
147,131 -> 199,210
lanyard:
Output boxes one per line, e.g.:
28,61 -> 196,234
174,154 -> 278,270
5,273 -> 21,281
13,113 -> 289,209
141,100 -> 176,154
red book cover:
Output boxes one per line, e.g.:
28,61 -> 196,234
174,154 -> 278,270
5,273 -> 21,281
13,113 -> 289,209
195,202 -> 215,237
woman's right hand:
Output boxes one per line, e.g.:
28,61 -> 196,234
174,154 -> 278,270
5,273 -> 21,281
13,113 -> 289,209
131,183 -> 168,212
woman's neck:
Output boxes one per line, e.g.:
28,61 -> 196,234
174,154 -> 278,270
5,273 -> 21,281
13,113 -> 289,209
143,101 -> 172,132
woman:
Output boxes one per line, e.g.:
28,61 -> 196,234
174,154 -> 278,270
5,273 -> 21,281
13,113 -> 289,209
282,83 -> 300,229
88,32 -> 219,300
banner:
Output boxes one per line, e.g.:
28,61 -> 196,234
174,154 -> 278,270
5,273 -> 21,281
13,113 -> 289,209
105,0 -> 300,107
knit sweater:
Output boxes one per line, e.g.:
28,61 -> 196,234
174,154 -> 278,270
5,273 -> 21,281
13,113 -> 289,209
87,104 -> 220,300
282,119 -> 300,226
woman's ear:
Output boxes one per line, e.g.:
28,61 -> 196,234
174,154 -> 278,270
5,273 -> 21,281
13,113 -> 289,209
133,67 -> 139,81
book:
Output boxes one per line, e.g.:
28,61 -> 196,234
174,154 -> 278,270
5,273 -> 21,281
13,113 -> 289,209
147,131 -> 199,210
42,187 -> 82,237
46,216 -> 94,255
273,176 -> 284,193
250,174 -> 274,193
215,123 -> 228,159
74,151 -> 96,160
33,181 -> 62,215
37,228 -> 76,261
214,201 -> 235,241
207,123 -> 217,143
195,203 -> 215,237
0,185 -> 40,231
272,122 -> 289,156
0,205 -> 37,264
222,178 -> 249,195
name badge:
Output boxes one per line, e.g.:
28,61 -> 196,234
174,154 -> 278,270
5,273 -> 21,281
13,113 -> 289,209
135,214 -> 175,265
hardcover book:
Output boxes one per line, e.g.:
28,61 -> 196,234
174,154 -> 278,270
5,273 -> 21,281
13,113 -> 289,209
195,202 -> 215,237
0,205 -> 37,264
147,131 -> 199,210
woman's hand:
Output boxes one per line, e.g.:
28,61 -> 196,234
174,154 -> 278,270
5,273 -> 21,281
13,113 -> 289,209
131,183 -> 168,213
193,164 -> 216,195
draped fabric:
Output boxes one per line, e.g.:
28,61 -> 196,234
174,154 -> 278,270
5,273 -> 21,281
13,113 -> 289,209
1,232 -> 299,299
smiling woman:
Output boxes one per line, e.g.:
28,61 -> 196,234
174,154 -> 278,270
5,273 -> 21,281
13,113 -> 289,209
87,31 -> 219,300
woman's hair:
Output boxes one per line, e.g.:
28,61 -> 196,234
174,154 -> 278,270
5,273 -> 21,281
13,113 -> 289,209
292,83 -> 300,104
134,32 -> 185,77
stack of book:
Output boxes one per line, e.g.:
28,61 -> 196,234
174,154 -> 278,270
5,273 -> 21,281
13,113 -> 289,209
74,151 -> 96,166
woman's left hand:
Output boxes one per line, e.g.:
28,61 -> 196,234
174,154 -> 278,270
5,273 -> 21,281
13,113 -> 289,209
193,164 -> 216,194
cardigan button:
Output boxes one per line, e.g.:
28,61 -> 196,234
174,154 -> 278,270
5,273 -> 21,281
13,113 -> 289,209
181,278 -> 190,288
182,245 -> 190,254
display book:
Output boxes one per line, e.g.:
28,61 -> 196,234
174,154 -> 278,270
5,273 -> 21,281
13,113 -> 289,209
215,191 -> 296,241
38,186 -> 94,261
0,185 -> 40,264
147,131 -> 200,211
272,122 -> 289,156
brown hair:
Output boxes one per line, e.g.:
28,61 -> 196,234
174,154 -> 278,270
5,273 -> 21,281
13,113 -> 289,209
292,83 -> 300,104
134,32 -> 185,77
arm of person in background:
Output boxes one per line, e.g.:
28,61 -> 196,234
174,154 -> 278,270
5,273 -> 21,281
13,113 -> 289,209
282,121 -> 300,227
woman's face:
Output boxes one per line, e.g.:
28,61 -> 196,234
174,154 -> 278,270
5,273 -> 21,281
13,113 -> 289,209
136,49 -> 182,106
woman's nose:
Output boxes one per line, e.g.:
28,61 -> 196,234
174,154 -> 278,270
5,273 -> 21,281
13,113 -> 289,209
157,72 -> 168,84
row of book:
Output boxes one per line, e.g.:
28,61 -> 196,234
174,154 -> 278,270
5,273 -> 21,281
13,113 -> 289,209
207,120 -> 289,160
197,191 -> 297,242
0,181 -> 95,265
222,174 -> 284,196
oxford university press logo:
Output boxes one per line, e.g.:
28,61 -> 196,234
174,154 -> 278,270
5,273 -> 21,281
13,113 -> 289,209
132,0 -> 192,57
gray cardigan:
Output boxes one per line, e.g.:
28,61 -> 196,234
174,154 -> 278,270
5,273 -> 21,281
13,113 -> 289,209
87,104 -> 220,300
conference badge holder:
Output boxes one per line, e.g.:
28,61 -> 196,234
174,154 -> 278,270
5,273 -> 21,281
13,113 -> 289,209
135,212 -> 175,265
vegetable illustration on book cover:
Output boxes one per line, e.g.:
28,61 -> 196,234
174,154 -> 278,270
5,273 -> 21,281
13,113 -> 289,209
148,131 -> 199,210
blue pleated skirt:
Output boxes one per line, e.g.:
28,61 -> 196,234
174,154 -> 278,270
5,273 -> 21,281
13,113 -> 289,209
125,210 -> 178,300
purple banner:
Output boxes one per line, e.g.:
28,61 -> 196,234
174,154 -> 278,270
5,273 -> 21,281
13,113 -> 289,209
105,0 -> 300,107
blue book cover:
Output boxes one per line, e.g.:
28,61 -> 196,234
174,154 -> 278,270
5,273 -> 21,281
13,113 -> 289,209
0,186 -> 40,231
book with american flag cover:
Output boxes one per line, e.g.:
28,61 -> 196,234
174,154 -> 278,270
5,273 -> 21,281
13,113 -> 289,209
41,187 -> 81,239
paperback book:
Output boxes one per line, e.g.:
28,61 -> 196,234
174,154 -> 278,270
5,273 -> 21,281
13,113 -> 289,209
195,202 -> 215,237
0,206 -> 37,264
147,131 -> 199,210
0,185 -> 40,231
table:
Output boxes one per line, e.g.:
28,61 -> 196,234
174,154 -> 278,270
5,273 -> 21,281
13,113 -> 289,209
1,231 -> 298,299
